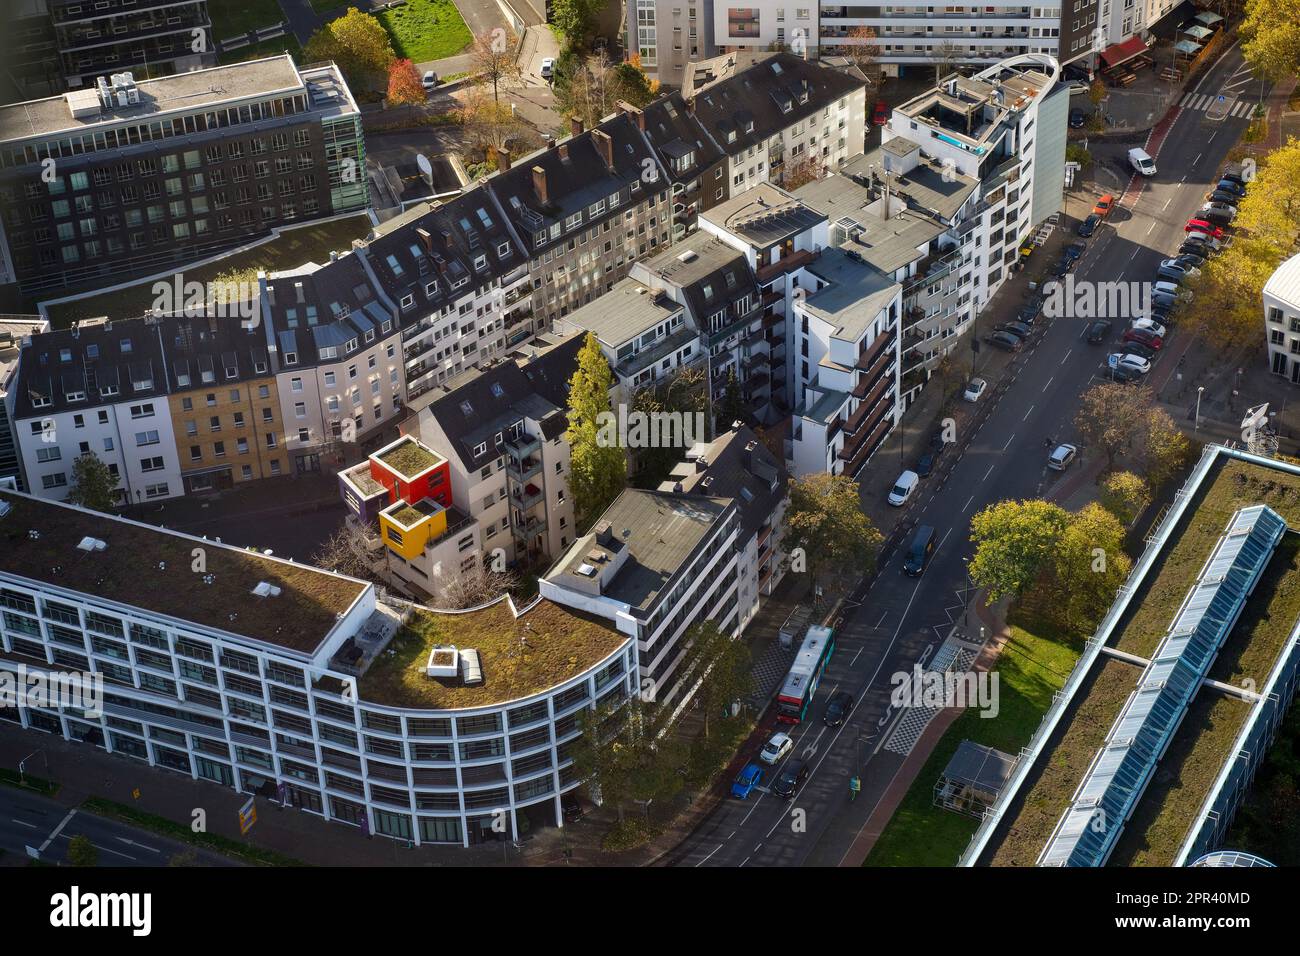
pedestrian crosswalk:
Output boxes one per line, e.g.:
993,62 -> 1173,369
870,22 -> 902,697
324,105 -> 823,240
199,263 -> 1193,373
1179,92 -> 1256,118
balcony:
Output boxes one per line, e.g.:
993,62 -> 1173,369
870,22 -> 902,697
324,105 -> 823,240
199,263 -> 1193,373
506,455 -> 542,482
756,248 -> 818,285
513,514 -> 548,542
504,432 -> 541,458
510,482 -> 545,511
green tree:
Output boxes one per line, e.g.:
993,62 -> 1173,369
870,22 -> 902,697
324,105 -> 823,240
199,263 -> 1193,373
1242,0 -> 1300,81
968,499 -> 1070,602
68,453 -> 117,512
1073,382 -> 1152,471
629,364 -> 708,487
609,60 -> 655,107
1141,406 -> 1191,489
1051,502 -> 1132,631
674,621 -> 753,739
1099,470 -> 1151,527
550,0 -> 601,43
566,332 -> 627,532
784,473 -> 882,597
570,697 -> 681,824
305,9 -> 396,92
66,834 -> 98,867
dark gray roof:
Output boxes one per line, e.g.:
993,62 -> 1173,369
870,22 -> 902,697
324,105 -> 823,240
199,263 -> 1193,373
158,315 -> 272,391
663,426 -> 786,541
688,53 -> 865,159
638,92 -> 725,187
263,255 -> 394,370
794,174 -> 945,275
842,149 -> 978,223
942,741 -> 1016,794
802,247 -> 900,339
639,237 -> 760,339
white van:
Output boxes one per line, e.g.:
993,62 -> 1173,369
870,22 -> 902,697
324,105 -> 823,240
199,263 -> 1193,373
1129,148 -> 1157,176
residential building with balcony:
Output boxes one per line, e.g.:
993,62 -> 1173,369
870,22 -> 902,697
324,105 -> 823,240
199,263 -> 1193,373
47,0 -> 215,91
487,112 -> 672,329
258,252 -> 405,475
0,55 -> 367,297
0,486 -> 636,847
685,52 -> 867,192
629,0 -> 717,87
159,314 -> 286,493
402,332 -> 581,573
787,245 -> 902,477
540,487 -> 742,702
713,4 -> 818,55
0,315 -> 50,491
12,315 -> 182,503
356,190 -> 534,401
659,424 -> 788,631
631,95 -> 728,240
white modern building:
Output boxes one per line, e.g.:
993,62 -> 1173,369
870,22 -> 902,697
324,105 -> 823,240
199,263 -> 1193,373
1264,253 -> 1300,385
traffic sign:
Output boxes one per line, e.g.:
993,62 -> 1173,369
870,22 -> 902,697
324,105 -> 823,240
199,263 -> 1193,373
239,796 -> 257,834
1108,354 -> 1119,369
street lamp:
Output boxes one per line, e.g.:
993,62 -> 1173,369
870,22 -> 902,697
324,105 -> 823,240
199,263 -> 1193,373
1195,385 -> 1205,431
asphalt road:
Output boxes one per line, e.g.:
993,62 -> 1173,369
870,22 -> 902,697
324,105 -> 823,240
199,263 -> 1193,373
0,786 -> 237,867
665,42 -> 1263,868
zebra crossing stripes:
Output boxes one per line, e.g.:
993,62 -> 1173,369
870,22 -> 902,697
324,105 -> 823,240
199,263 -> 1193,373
1179,92 -> 1255,117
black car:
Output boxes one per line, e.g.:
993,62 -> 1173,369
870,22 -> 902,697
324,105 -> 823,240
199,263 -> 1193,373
1179,238 -> 1215,257
823,690 -> 854,727
1077,214 -> 1101,237
1024,292 -> 1046,312
1174,251 -> 1206,269
771,759 -> 809,799
1050,256 -> 1076,278
1085,319 -> 1113,344
915,443 -> 943,477
1016,305 -> 1039,326
1207,189 -> 1240,206
1112,363 -> 1143,383
1069,107 -> 1087,129
996,320 -> 1033,339
1123,341 -> 1158,361
987,330 -> 1023,352
1063,240 -> 1087,260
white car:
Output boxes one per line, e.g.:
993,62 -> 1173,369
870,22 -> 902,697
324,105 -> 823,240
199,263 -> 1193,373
421,70 -> 438,91
1110,352 -> 1152,374
888,470 -> 919,507
539,57 -> 555,80
760,732 -> 794,765
963,377 -> 988,402
1130,317 -> 1167,338
1047,443 -> 1078,471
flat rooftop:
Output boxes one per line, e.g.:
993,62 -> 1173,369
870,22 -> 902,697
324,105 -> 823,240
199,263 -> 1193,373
0,490 -> 368,654
373,436 -> 444,481
356,598 -> 628,709
802,247 -> 901,338
0,55 -> 324,144
558,278 -> 682,349
704,182 -> 827,248
977,451 -> 1300,867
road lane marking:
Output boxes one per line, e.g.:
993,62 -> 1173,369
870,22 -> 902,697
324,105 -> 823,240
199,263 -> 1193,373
1060,348 -> 1072,365
982,463 -> 995,482
1042,375 -> 1054,392
10,818 -> 37,829
38,809 -> 76,853
1022,403 -> 1034,421
1001,434 -> 1014,451
695,844 -> 724,866
963,494 -> 975,512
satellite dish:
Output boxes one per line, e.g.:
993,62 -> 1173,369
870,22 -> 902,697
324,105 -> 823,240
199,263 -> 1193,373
1242,403 -> 1269,432
417,153 -> 433,185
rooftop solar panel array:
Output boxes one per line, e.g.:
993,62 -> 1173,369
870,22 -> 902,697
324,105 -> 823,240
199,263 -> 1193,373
1038,505 -> 1287,867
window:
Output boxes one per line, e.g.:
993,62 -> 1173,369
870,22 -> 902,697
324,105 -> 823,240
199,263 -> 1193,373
134,430 -> 160,447
140,456 -> 165,472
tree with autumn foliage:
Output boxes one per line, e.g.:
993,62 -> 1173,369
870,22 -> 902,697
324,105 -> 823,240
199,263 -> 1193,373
468,27 -> 521,105
843,26 -> 880,85
386,58 -> 425,105
305,9 -> 395,92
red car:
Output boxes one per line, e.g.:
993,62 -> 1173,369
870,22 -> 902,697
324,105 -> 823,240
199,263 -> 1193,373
872,100 -> 889,125
1123,327 -> 1163,350
1185,218 -> 1225,238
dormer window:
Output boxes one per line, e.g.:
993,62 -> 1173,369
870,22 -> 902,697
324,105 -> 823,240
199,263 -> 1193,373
284,351 -> 298,365
474,254 -> 487,271
473,442 -> 488,456
400,294 -> 415,309
225,362 -> 238,379
120,339 -> 133,354
319,346 -> 337,360
346,338 -> 358,354
497,241 -> 511,258
59,348 -> 72,362
30,395 -> 50,408
65,389 -> 86,402
254,360 -> 268,374
425,280 -> 438,296
100,384 -> 118,397
727,130 -> 737,143
365,329 -> 375,343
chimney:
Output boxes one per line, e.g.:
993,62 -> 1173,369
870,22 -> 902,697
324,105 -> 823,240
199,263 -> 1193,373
570,116 -> 584,138
592,129 -> 614,172
496,146 -> 511,172
416,227 -> 435,257
594,520 -> 613,546
546,137 -> 556,149
531,165 -> 548,205
685,96 -> 696,116
441,230 -> 455,251
618,100 -> 645,131
558,142 -> 569,162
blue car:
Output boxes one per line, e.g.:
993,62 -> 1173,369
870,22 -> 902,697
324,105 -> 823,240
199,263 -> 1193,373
731,763 -> 764,799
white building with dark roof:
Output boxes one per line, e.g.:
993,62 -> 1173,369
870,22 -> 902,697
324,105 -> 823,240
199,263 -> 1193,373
1264,253 -> 1300,385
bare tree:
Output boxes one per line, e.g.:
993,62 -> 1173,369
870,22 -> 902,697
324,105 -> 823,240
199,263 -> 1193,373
468,27 -> 521,105
781,153 -> 824,190
934,41 -> 965,84
434,563 -> 520,610
457,82 -> 536,159
844,26 -> 880,86
312,522 -> 383,584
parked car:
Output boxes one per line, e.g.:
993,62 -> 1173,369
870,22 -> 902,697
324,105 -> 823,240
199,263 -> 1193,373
540,57 -> 555,80
1086,319 -> 1113,344
996,320 -> 1033,339
1112,362 -> 1144,383
1170,251 -> 1206,269
987,330 -> 1023,352
1050,255 -> 1076,277
1110,352 -> 1152,374
1185,218 -> 1226,238
1130,317 -> 1168,338
1122,341 -> 1158,361
1016,305 -> 1040,326
915,443 -> 942,477
1063,240 -> 1087,261
1077,214 -> 1101,237
1214,177 -> 1247,197
1206,188 -> 1241,206
888,470 -> 920,506
1047,443 -> 1078,471
1199,203 -> 1237,226
760,731 -> 794,765
1221,164 -> 1249,186
902,524 -> 937,577
1093,194 -> 1115,218
823,690 -> 854,727
731,763 -> 764,799
421,70 -> 439,91
1024,291 -> 1046,312
1123,327 -> 1163,350
1156,266 -> 1196,285
963,377 -> 989,402
1069,107 -> 1088,128
873,100 -> 889,125
771,759 -> 809,799
1153,280 -> 1191,301
1180,235 -> 1222,256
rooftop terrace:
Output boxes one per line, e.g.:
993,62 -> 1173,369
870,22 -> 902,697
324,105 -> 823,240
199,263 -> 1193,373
374,436 -> 445,481
356,598 -> 629,710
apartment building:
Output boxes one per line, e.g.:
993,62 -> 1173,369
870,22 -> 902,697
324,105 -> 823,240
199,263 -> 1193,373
714,4 -> 819,55
159,314 -> 286,493
1263,253 -> 1300,385
630,0 -> 717,87
13,315 -> 182,503
259,253 -> 406,476
488,112 -> 672,329
686,52 -> 867,192
0,316 -> 50,491
541,488 -> 742,700
0,55 -> 367,296
631,95 -> 728,240
659,425 -> 788,631
0,487 -> 636,846
356,191 -> 533,401
402,332 -> 582,573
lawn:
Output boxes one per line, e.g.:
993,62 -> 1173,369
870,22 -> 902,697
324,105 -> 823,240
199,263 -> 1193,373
218,34 -> 303,67
864,612 -> 1082,867
207,0 -> 285,41
40,214 -> 373,328
376,0 -> 473,63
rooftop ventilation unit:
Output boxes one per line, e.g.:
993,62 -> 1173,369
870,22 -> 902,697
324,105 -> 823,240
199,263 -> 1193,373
76,536 -> 107,552
576,563 -> 598,577
425,645 -> 460,679
460,648 -> 483,685
251,581 -> 282,597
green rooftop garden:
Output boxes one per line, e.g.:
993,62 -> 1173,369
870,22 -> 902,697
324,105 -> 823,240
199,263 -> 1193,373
377,438 -> 442,478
